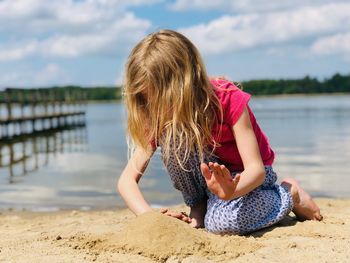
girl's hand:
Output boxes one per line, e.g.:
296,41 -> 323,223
160,209 -> 192,224
200,162 -> 241,201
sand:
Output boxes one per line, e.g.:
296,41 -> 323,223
0,198 -> 349,263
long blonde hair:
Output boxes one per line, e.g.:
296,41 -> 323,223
123,29 -> 222,168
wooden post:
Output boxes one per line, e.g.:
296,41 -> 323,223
30,91 -> 36,133
9,143 -> 14,183
0,143 -> 3,166
4,89 -> 12,120
19,90 -> 26,135
4,89 -> 12,138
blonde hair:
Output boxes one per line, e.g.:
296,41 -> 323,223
123,29 -> 222,169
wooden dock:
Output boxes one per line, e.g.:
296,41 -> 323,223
0,87 -> 87,140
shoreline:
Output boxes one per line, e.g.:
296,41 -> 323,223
1,198 -> 349,263
84,92 -> 350,104
1,195 -> 346,214
0,204 -> 128,213
252,91 -> 350,98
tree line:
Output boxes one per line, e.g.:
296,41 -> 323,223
241,73 -> 350,95
0,72 -> 349,102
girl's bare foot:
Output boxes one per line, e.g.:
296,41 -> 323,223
189,201 -> 207,228
281,178 -> 323,221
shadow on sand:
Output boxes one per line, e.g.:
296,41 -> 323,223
248,215 -> 298,238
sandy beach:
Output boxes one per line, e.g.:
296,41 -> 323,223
0,198 -> 349,263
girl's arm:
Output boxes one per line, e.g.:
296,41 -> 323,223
230,106 -> 265,198
117,146 -> 155,215
201,106 -> 265,200
117,145 -> 192,223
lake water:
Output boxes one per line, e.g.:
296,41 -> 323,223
1,95 -> 350,211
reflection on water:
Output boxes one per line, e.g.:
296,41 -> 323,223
0,124 -> 96,211
251,95 -> 350,198
0,95 -> 350,211
0,125 -> 87,184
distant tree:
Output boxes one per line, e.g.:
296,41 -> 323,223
242,73 -> 349,95
0,73 -> 349,100
324,73 -> 350,93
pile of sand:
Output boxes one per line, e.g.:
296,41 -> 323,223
111,212 -> 261,261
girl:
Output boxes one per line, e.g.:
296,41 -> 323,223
117,29 -> 322,235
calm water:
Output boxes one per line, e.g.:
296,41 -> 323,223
1,95 -> 350,211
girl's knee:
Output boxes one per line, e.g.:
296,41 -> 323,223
204,210 -> 223,233
281,177 -> 299,186
204,211 -> 242,235
281,177 -> 300,205
205,221 -> 244,235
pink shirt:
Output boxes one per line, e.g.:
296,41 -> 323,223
210,78 -> 275,171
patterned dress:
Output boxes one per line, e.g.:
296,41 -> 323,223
161,145 -> 293,235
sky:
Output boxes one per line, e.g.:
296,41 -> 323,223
0,0 -> 349,89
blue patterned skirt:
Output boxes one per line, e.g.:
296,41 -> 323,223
205,166 -> 293,234
162,147 -> 294,235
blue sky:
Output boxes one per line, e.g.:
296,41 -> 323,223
0,0 -> 349,89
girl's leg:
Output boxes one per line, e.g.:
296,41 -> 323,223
189,200 -> 207,228
161,144 -> 219,227
281,178 -> 322,221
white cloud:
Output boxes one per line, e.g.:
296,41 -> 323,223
0,41 -> 38,62
0,0 -> 159,24
0,63 -> 70,87
0,72 -> 20,85
169,0 -> 335,13
0,0 -> 153,61
179,2 -> 350,55
170,0 -> 226,11
34,63 -> 63,85
43,13 -> 150,57
311,32 -> 350,58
